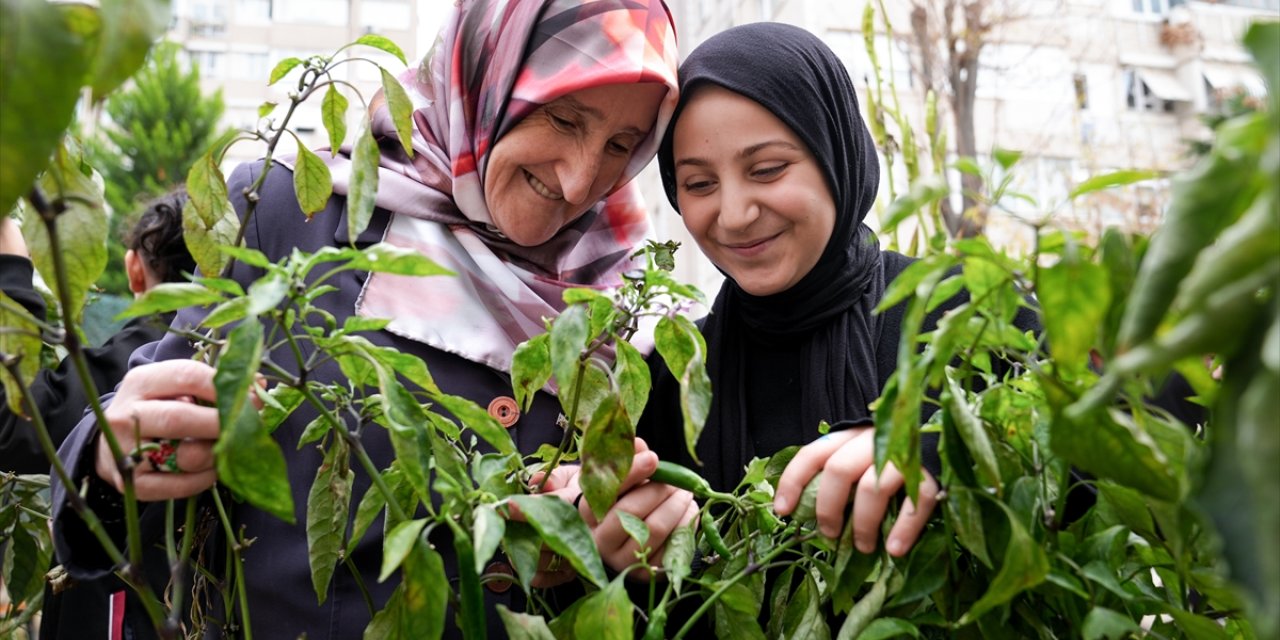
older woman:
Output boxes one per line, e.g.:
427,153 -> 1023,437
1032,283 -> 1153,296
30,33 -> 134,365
51,1 -> 690,637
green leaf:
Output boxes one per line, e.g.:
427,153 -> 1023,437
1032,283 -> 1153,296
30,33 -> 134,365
882,176 -> 949,232
213,319 -> 295,522
497,605 -> 557,640
836,567 -> 887,640
614,339 -> 651,429
365,541 -> 448,640
269,56 -> 303,85
258,100 -> 278,118
713,581 -> 767,640
379,67 -> 415,158
502,520 -> 542,595
550,304 -> 590,408
293,144 -> 333,217
1051,408 -> 1180,502
0,291 -> 43,415
888,531 -> 948,607
341,317 -> 390,334
654,315 -> 710,464
580,395 -> 635,520
0,0 -> 96,216
355,34 -> 408,65
857,618 -> 921,640
347,472 -> 390,557
512,334 -> 552,412
993,148 -> 1023,170
23,146 -> 109,324
617,511 -> 650,547
117,282 -> 223,319
1167,609 -> 1231,640
89,0 -> 169,101
508,495 -> 607,587
952,157 -> 983,178
1068,169 -> 1160,201
960,502 -> 1049,624
663,522 -> 695,591
347,243 -> 453,276
321,84 -> 349,154
184,152 -> 240,277
379,518 -> 428,582
573,577 -> 633,640
472,504 -> 505,575
1244,21 -> 1280,118
944,487 -> 992,568
307,437 -> 354,604
780,572 -> 829,640
943,378 -> 1002,494
1039,255 -> 1109,367
346,115 -> 380,241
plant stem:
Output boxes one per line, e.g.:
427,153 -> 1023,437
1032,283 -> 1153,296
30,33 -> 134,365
535,355 -> 590,492
345,555 -> 376,616
211,490 -> 253,640
671,524 -> 804,640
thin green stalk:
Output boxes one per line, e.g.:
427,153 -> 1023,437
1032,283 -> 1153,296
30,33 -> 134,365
672,524 -> 804,640
211,489 -> 252,640
168,497 -> 200,632
447,520 -> 487,640
535,355 -> 590,492
345,555 -> 376,616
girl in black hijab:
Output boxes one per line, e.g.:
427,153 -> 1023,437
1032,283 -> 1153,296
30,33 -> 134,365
641,22 -> 975,557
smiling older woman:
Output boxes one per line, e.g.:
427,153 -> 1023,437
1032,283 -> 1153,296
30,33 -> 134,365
50,2 -> 691,638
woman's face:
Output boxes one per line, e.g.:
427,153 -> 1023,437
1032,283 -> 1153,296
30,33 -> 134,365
671,85 -> 836,297
484,82 -> 667,247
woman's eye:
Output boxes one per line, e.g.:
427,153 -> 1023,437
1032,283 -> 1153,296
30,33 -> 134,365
753,164 -> 787,179
607,139 -> 634,155
683,179 -> 715,195
549,113 -> 577,131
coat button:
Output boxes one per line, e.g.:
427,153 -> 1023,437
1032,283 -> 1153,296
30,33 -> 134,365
484,562 -> 515,593
488,396 -> 520,428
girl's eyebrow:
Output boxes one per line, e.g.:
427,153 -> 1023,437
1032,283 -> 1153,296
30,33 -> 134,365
675,140 -> 800,168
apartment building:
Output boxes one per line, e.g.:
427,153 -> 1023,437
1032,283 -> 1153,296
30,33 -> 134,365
167,0 -> 422,165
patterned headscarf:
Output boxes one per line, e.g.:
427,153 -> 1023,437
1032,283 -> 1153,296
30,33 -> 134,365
328,0 -> 678,374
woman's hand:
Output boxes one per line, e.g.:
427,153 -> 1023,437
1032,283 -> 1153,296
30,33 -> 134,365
773,428 -> 938,557
530,437 -> 697,585
94,360 -> 223,501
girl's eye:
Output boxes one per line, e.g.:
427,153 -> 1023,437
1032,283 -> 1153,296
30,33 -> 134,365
683,179 -> 715,195
753,164 -> 787,179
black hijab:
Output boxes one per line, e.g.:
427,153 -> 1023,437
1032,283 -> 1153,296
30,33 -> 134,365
655,23 -> 885,488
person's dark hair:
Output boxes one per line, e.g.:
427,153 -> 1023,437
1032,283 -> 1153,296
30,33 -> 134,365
127,189 -> 196,283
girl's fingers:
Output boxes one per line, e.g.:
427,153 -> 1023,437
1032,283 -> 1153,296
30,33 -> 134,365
130,469 -> 218,502
114,361 -> 219,404
814,431 -> 875,538
885,473 -> 939,557
105,399 -> 221,441
852,463 -> 904,554
774,429 -> 860,514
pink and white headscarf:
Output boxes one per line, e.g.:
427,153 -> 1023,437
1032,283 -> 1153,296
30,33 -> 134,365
331,0 -> 679,375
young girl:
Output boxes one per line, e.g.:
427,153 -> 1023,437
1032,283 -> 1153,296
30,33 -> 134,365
641,22 -> 1039,558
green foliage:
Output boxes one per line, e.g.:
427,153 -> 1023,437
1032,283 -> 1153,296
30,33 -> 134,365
86,40 -> 226,293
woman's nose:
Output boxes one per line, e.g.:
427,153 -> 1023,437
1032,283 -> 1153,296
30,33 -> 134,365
558,147 -> 604,206
717,182 -> 759,232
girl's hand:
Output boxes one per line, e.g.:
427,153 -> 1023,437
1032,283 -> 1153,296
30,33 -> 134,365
773,428 -> 938,557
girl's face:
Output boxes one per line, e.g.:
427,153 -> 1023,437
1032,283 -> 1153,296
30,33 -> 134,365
671,85 -> 836,297
484,82 -> 667,247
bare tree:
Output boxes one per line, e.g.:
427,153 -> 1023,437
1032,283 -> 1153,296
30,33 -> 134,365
906,0 -> 1047,237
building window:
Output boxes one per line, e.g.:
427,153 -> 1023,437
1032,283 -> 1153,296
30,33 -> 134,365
362,0 -> 411,32
1131,0 -> 1186,15
1073,73 -> 1089,110
274,0 -> 349,26
235,0 -> 271,24
189,49 -> 225,79
189,0 -> 228,36
1124,67 -> 1189,113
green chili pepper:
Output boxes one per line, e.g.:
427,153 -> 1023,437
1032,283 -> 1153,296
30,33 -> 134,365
1173,192 -> 1279,316
651,460 -> 714,499
700,510 -> 731,559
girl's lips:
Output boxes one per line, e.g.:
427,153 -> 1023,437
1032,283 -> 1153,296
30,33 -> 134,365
723,233 -> 780,257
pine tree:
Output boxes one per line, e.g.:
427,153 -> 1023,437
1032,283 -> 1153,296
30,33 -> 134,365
87,41 -> 226,293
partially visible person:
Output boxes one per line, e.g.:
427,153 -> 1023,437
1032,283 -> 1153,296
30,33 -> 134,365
0,190 -> 194,640
1,190 -> 195,473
